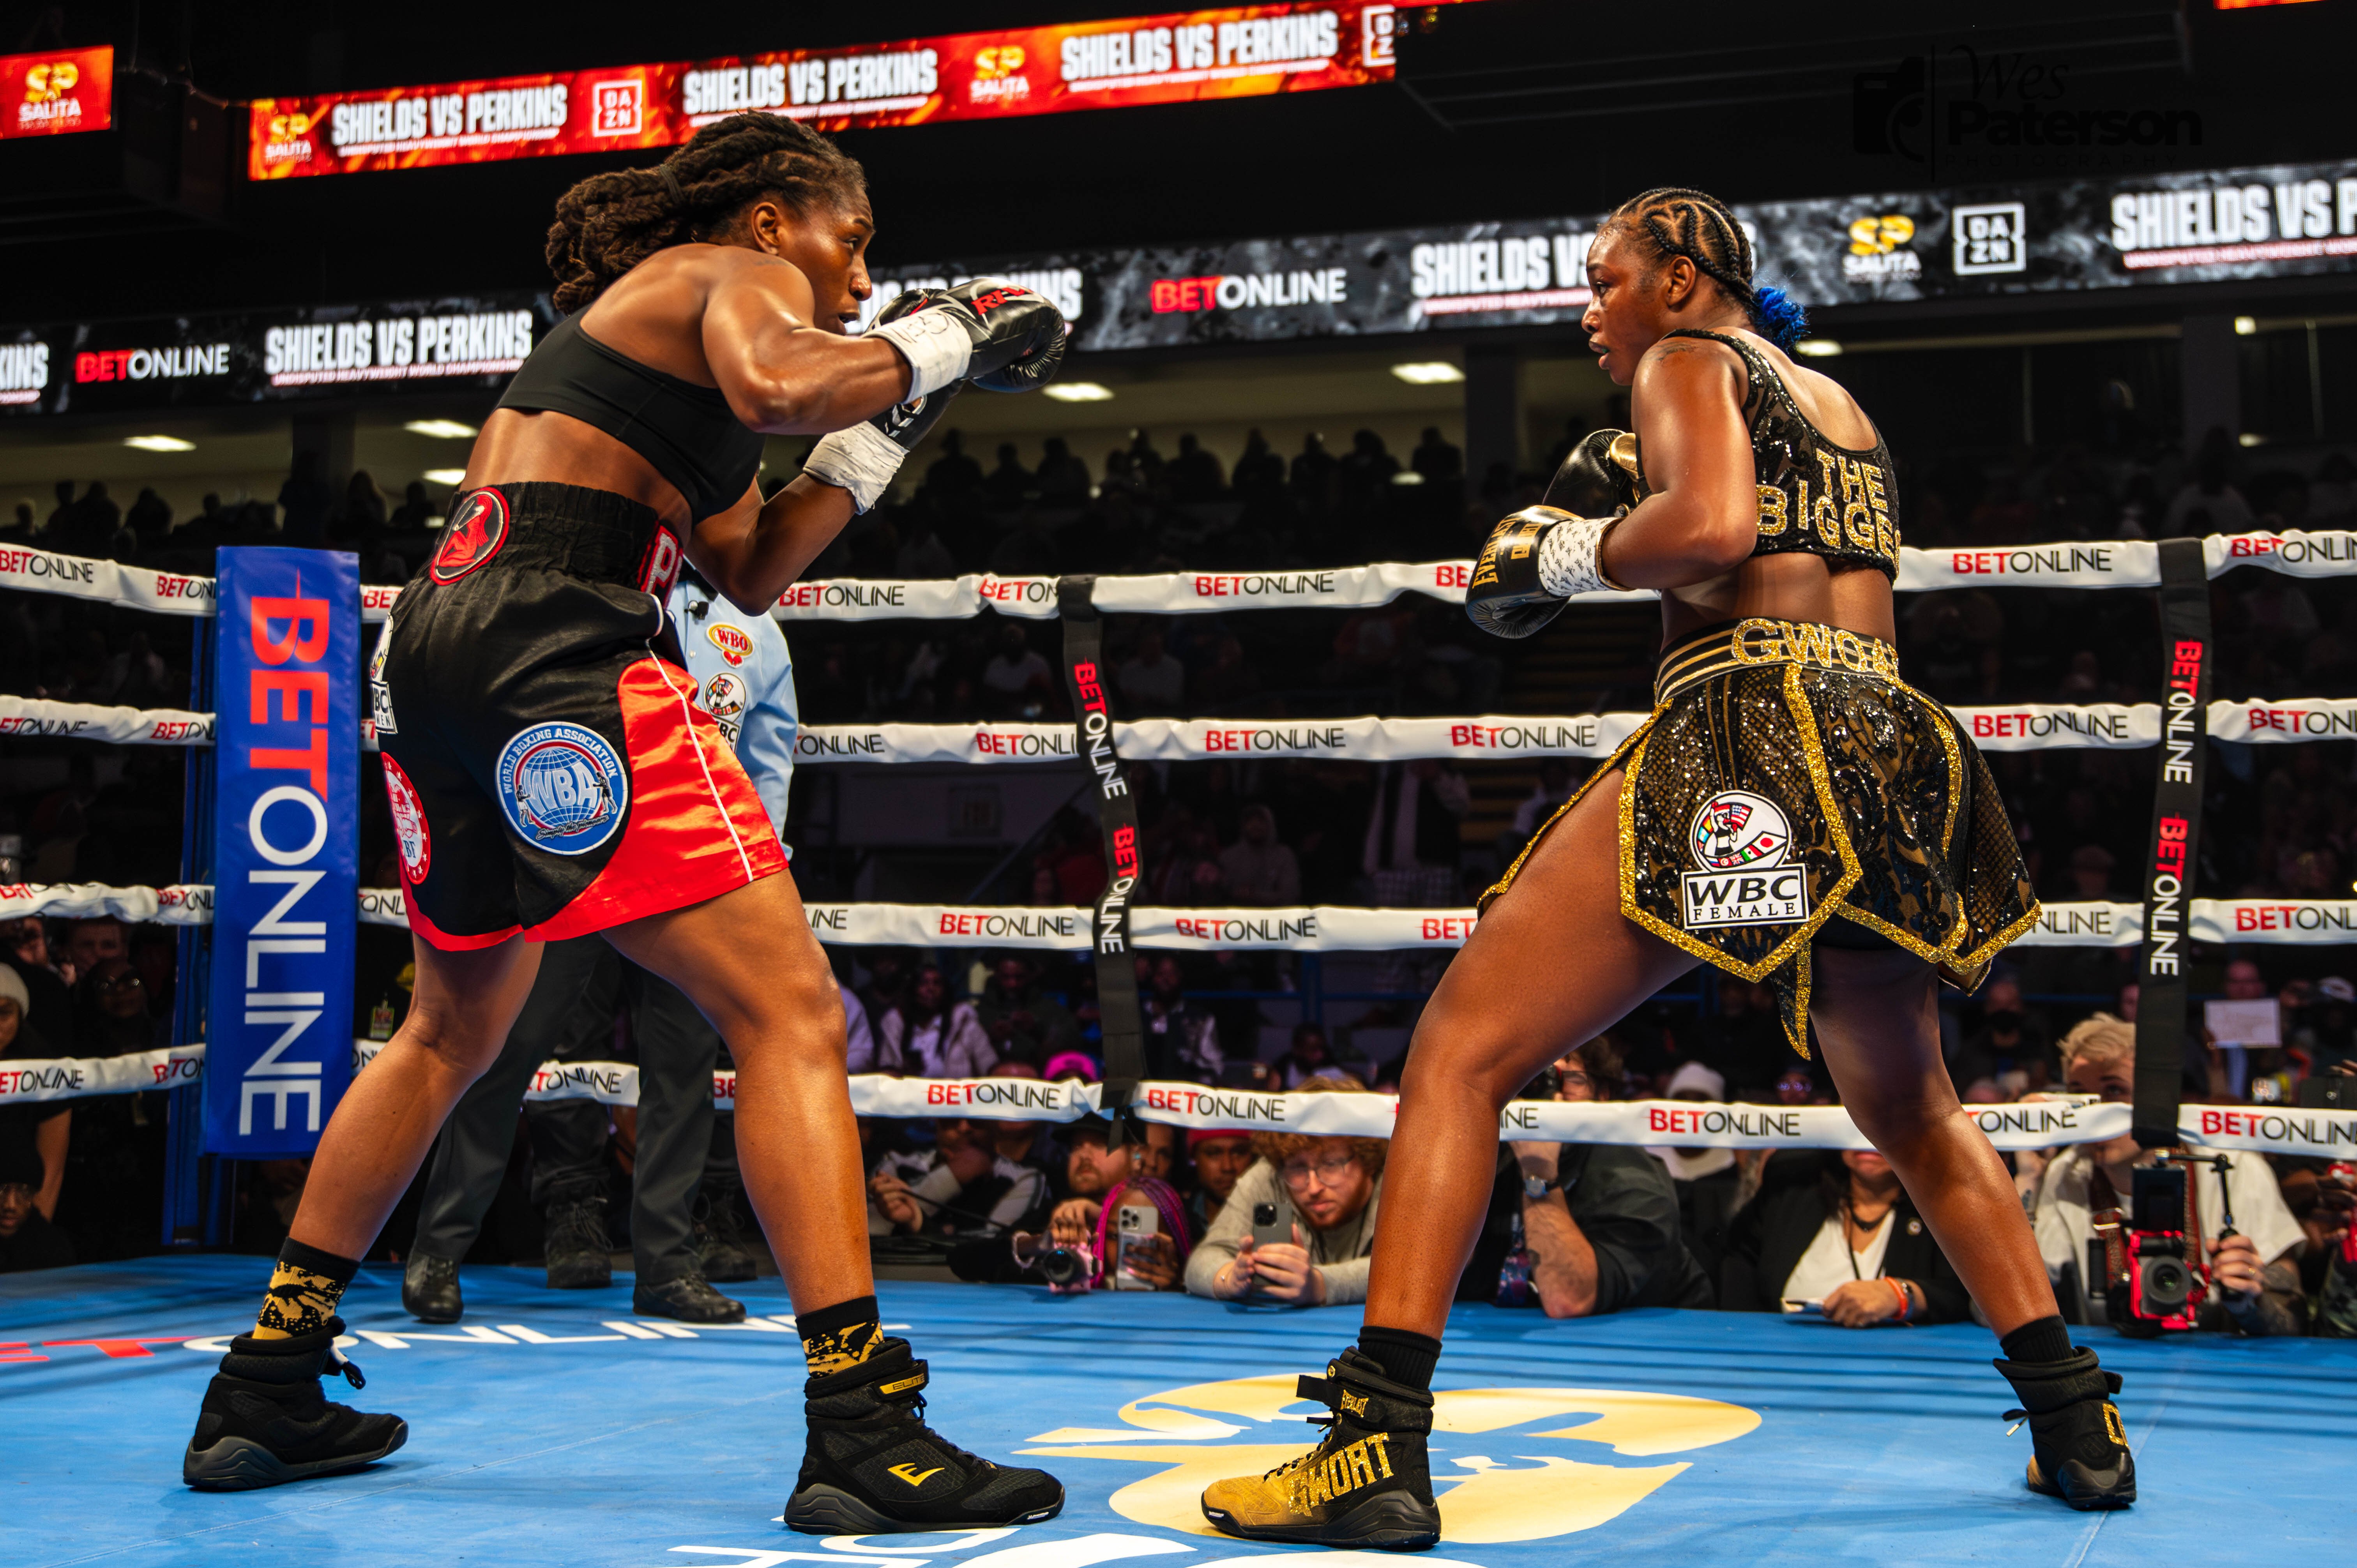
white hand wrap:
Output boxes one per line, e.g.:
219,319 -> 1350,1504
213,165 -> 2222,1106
801,420 -> 908,514
1535,516 -> 1619,597
869,311 -> 971,399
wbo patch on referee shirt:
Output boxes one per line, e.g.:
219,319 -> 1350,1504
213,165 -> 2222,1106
496,722 -> 629,855
1681,789 -> 1810,928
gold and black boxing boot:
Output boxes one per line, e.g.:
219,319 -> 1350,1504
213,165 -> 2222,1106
183,1317 -> 408,1490
784,1338 -> 1065,1533
1201,1347 -> 1440,1549
1995,1346 -> 2137,1510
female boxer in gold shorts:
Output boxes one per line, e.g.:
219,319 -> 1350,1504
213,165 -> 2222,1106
1201,189 -> 2134,1550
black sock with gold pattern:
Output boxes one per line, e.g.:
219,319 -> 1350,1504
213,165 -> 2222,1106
251,1239 -> 358,1340
798,1294 -> 883,1377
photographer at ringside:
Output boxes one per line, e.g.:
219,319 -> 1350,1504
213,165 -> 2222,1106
2028,1015 -> 2306,1336
947,1114 -> 1181,1288
1461,1037 -> 1713,1317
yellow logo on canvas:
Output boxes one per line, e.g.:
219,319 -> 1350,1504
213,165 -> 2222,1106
1019,1374 -> 1760,1545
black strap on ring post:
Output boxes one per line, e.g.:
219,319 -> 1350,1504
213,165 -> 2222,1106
2132,537 -> 2212,1149
1057,576 -> 1146,1145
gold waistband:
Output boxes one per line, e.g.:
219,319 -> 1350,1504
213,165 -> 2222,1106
1654,617 -> 1901,703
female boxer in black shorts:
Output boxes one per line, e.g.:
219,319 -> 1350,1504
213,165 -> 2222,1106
1203,189 -> 2135,1550
184,113 -> 1071,1535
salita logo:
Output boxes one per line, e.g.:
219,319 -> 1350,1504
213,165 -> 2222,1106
1016,1372 -> 1758,1544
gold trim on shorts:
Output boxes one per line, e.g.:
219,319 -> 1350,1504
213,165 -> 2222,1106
1481,618 -> 2041,1054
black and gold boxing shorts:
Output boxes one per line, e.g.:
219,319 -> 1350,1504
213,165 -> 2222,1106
1483,617 -> 2039,1054
374,482 -> 785,951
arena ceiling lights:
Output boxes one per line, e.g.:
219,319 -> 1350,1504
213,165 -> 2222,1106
122,434 -> 194,452
1042,381 -> 1116,402
1390,361 -> 1465,383
403,418 -> 479,438
245,3 -> 1469,180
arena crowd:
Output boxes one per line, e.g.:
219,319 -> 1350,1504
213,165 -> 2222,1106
3,424 -> 2353,1341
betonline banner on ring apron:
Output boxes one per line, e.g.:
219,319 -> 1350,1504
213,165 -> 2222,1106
205,548 -> 361,1157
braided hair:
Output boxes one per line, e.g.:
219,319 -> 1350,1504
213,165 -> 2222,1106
1604,186 -> 1809,351
545,113 -> 868,314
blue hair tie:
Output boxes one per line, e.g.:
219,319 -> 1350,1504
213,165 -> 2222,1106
1751,285 -> 1809,352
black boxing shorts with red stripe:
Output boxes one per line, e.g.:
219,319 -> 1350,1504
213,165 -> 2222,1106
373,482 -> 786,951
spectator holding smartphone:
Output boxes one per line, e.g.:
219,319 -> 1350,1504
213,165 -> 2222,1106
1187,1074 -> 1384,1306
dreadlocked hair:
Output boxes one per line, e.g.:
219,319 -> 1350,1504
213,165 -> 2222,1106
545,113 -> 867,314
1606,186 -> 1810,351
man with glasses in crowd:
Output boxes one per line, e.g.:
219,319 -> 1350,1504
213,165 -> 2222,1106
1188,1074 -> 1385,1307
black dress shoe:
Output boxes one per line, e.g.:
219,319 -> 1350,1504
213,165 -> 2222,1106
542,1197 -> 612,1290
633,1271 -> 746,1323
402,1255 -> 462,1324
691,1189 -> 761,1284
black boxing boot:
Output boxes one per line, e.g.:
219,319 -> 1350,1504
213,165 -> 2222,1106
1995,1347 -> 2137,1510
784,1338 -> 1064,1533
1200,1347 -> 1440,1549
183,1317 -> 408,1490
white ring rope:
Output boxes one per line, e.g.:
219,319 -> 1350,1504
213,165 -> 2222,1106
4,531 -> 2354,622
21,699 -> 2357,756
4,1045 -> 2349,1161
4,882 -> 2350,949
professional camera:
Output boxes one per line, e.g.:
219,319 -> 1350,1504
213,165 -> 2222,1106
1036,1239 -> 1095,1293
2093,1158 -> 2212,1337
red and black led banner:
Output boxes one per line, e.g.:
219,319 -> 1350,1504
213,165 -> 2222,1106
0,44 -> 112,140
247,3 -> 1445,180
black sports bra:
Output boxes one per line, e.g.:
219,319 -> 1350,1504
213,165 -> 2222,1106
498,312 -> 764,522
1661,328 -> 1901,579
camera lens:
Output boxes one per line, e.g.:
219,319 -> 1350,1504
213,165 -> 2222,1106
1039,1246 -> 1085,1285
2141,1255 -> 2191,1312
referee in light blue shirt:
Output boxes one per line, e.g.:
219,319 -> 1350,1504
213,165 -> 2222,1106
403,565 -> 848,1324
671,567 -> 797,844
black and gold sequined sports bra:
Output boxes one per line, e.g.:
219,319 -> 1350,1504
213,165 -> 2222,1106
1661,328 -> 1901,579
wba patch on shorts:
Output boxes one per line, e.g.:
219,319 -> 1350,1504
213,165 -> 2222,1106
1681,790 -> 1811,929
497,722 -> 629,855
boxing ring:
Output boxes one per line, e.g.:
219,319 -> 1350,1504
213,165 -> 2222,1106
5,529 -> 2357,1562
7,1257 -> 2351,1566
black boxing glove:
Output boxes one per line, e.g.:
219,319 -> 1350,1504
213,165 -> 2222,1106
1544,428 -> 1646,516
1465,504 -> 1626,640
866,277 -> 1067,400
